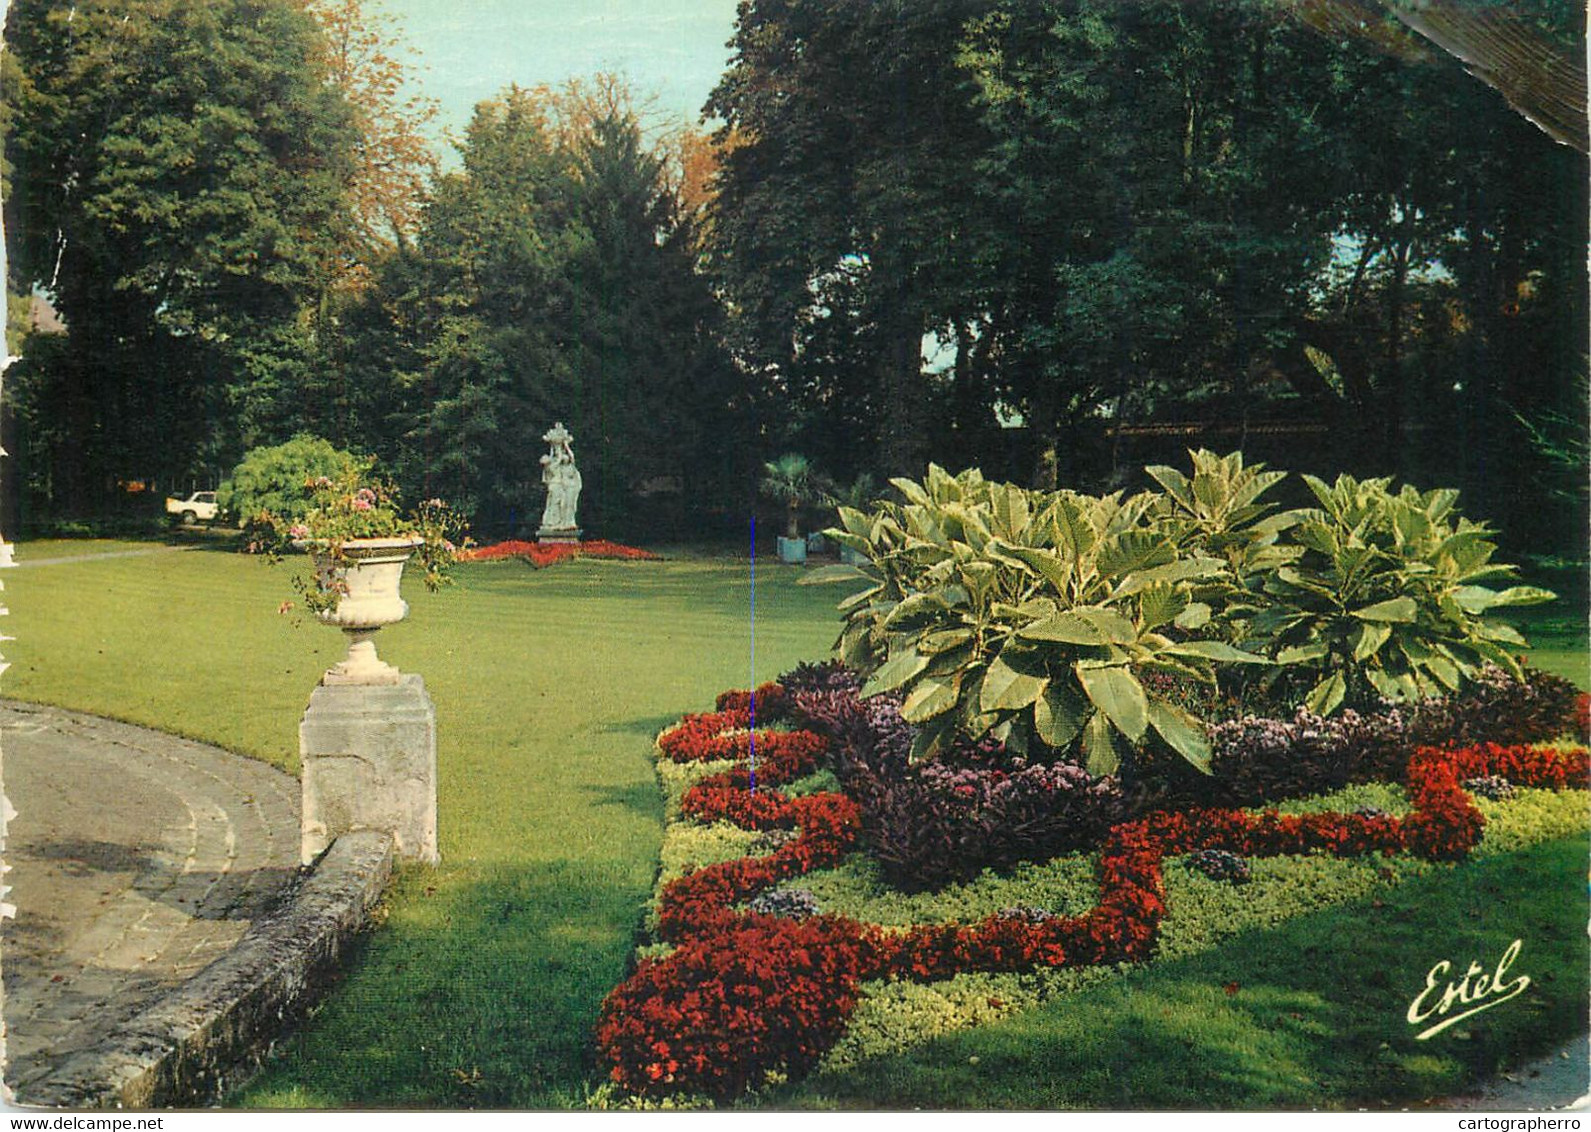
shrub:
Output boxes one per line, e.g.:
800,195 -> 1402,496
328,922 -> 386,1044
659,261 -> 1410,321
814,461 -> 1269,775
1248,473 -> 1553,714
220,435 -> 362,536
1406,663 -> 1582,747
1148,665 -> 1581,809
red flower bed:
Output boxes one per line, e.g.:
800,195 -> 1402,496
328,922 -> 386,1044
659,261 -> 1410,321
717,682 -> 789,717
459,539 -> 661,566
598,689 -> 1589,1101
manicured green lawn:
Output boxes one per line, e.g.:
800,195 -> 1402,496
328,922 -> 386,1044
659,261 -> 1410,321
4,538 -> 1585,1109
4,543 -> 837,1107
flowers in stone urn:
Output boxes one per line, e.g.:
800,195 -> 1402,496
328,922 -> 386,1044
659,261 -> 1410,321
254,466 -> 466,617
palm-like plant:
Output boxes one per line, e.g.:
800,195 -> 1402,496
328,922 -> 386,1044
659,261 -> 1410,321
760,454 -> 833,539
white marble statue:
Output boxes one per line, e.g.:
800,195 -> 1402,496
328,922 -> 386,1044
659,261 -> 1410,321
538,421 -> 582,533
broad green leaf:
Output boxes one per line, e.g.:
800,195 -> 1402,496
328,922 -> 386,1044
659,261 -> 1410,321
890,477 -> 930,507
1453,585 -> 1500,614
1051,496 -> 1097,559
1275,565 -> 1337,599
1075,663 -> 1148,742
926,643 -> 977,677
1033,680 -> 1086,749
1162,640 -> 1271,664
1080,711 -> 1119,776
1478,620 -> 1527,647
1000,544 -> 1073,593
1276,642 -> 1329,665
919,627 -> 975,655
1174,602 -> 1212,630
908,717 -> 955,763
1304,671 -> 1346,715
1020,607 -> 1138,645
1136,583 -> 1187,631
981,655 -> 1047,711
1366,668 -> 1408,701
836,585 -> 881,613
799,563 -> 872,585
861,646 -> 929,696
901,674 -> 961,722
1491,585 -> 1556,607
884,591 -> 951,631
1147,699 -> 1212,774
1145,464 -> 1194,510
1422,653 -> 1461,691
837,506 -> 873,538
1352,621 -> 1392,662
1112,556 -> 1225,598
1097,530 -> 1175,580
1351,596 -> 1418,622
990,482 -> 1031,538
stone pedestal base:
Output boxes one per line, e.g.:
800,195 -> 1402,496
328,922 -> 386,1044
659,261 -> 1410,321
299,674 -> 438,866
536,527 -> 582,544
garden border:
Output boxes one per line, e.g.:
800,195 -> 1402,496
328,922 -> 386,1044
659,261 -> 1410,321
598,687 -> 1589,1100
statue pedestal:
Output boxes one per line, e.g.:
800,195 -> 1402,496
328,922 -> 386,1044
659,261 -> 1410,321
299,674 -> 438,865
536,527 -> 582,544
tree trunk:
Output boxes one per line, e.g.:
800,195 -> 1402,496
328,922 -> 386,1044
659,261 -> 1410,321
875,284 -> 925,478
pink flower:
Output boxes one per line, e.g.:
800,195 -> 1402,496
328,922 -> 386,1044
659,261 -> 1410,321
289,523 -> 309,539
353,498 -> 373,511
356,488 -> 377,504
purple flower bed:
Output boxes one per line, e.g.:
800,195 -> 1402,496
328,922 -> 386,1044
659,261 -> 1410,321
788,680 -> 1130,891
1145,664 -> 1582,809
774,661 -> 1580,892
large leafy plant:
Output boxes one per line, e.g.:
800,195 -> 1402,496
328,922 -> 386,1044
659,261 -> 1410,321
812,464 -> 1268,775
1249,473 -> 1554,713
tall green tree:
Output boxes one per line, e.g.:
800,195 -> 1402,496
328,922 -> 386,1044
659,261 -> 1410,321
348,84 -> 738,538
706,0 -> 998,479
706,0 -> 1585,550
3,0 -> 358,513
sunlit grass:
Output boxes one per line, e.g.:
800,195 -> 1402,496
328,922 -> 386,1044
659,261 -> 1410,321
5,548 -> 838,1107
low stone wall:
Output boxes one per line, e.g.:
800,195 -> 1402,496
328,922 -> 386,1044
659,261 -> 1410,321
18,831 -> 393,1109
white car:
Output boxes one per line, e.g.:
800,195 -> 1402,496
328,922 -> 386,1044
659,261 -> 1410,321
166,491 -> 219,524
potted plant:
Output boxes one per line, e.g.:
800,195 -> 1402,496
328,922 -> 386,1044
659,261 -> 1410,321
760,454 -> 833,565
253,466 -> 466,684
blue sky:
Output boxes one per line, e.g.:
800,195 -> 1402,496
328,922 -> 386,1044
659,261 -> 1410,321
383,0 -> 742,151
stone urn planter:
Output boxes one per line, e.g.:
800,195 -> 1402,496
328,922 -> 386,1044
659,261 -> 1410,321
307,536 -> 423,685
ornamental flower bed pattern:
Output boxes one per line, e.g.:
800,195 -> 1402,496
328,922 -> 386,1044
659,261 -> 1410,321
595,683 -> 1589,1101
459,538 -> 661,566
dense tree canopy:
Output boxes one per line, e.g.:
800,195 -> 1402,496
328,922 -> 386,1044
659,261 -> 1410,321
324,85 -> 740,538
3,0 -> 359,510
706,0 -> 1587,548
0,0 -> 1581,555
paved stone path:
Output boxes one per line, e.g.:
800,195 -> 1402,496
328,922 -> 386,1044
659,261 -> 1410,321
0,702 -> 299,1098
11,546 -> 195,569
